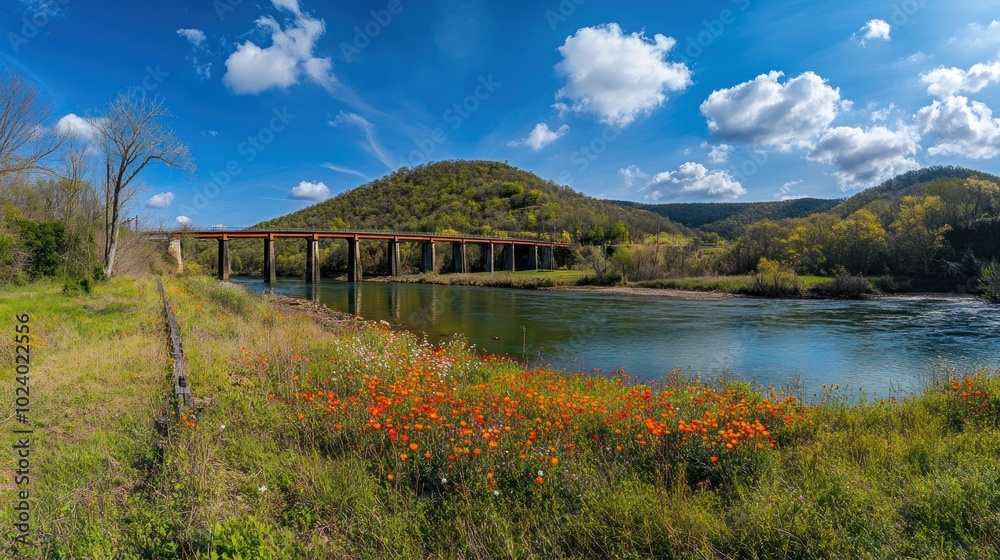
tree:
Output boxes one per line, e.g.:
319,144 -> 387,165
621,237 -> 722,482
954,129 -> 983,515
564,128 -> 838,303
95,91 -> 193,279
0,68 -> 63,180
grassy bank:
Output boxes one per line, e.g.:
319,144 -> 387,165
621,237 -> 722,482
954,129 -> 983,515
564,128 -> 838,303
393,269 -> 586,289
2,278 -> 1000,557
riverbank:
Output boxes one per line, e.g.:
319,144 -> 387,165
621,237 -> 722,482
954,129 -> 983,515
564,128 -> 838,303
3,276 -> 1000,557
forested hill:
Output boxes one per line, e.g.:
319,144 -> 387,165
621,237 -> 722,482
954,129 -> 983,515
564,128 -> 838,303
831,166 -> 1000,217
257,160 -> 678,242
616,198 -> 839,239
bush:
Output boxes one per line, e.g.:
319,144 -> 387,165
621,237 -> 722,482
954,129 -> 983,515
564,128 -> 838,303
743,258 -> 802,297
814,269 -> 871,298
979,260 -> 1000,302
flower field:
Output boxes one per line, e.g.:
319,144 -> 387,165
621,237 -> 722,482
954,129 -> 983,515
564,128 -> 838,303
3,276 -> 1000,558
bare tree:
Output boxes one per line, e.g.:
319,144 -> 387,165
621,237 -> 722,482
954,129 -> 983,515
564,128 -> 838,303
0,68 -> 63,179
94,90 -> 193,279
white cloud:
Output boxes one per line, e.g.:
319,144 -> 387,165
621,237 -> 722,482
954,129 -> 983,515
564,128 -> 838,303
175,216 -> 192,226
921,59 -> 1000,98
707,143 -> 732,163
950,20 -> 1000,51
554,23 -> 692,127
146,192 -> 176,209
17,0 -> 64,17
54,113 -> 103,142
223,0 -> 336,94
775,180 -> 805,201
807,125 -> 920,190
329,112 -> 395,169
643,162 -> 746,201
176,28 -> 206,46
618,165 -> 648,188
916,95 -> 1000,159
853,19 -> 891,46
700,71 -> 841,150
507,123 -> 569,151
289,180 -> 330,200
869,102 -> 896,122
322,163 -> 369,181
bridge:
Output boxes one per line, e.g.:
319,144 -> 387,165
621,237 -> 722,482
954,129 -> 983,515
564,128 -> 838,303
158,228 -> 570,283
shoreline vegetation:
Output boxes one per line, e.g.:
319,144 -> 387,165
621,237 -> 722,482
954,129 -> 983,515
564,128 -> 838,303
375,269 -> 986,302
3,276 -> 1000,557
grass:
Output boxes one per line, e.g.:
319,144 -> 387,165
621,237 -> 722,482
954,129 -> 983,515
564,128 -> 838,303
394,268 -> 586,289
632,275 -> 753,293
2,277 -> 1000,557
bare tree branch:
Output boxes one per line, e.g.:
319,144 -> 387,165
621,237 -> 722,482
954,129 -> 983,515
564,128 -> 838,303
0,68 -> 63,179
95,89 -> 194,279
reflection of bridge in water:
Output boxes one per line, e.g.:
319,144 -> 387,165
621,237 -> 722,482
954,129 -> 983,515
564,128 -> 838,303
155,229 -> 570,283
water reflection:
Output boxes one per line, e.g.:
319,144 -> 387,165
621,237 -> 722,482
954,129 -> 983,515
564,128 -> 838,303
236,276 -> 1000,396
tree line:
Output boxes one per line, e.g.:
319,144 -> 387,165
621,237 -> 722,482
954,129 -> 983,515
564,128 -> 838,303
0,67 -> 192,287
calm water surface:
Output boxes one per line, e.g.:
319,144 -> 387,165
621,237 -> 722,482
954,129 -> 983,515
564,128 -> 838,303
234,276 -> 1000,396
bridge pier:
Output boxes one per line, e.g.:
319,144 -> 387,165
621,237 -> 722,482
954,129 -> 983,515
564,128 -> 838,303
305,237 -> 319,283
482,243 -> 494,273
168,237 -> 183,274
348,238 -> 362,282
500,244 -> 514,272
527,245 -> 538,271
452,242 -> 467,274
540,246 -> 553,270
264,236 -> 276,283
217,237 -> 230,281
422,242 -> 435,273
387,238 -> 400,276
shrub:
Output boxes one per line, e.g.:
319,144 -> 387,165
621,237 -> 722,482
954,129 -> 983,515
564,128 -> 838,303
743,258 -> 802,297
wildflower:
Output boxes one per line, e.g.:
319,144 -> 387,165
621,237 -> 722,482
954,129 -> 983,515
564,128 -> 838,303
535,476 -> 545,485
493,490 -> 500,496
258,485 -> 267,493
387,474 -> 395,481
409,443 -> 419,451
441,477 -> 448,484
537,470 -> 544,477
711,456 -> 719,464
220,424 -> 226,431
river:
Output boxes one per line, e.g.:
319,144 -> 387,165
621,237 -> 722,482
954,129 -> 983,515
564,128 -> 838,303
233,276 -> 1000,396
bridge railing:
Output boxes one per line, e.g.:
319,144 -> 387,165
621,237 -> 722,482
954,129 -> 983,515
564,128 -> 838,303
143,226 -> 569,245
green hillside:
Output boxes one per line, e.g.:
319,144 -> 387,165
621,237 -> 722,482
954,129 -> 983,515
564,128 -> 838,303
257,160 -> 677,242
616,198 -> 839,239
831,166 -> 1000,217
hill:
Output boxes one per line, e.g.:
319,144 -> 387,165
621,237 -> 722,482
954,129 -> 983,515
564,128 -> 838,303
615,198 -> 839,239
257,160 -> 678,242
831,166 -> 1000,217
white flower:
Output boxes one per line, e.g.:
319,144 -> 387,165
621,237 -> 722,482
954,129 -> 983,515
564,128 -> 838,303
258,485 -> 267,493
441,477 -> 448,484
538,470 -> 544,477
220,424 -> 226,430
493,490 -> 499,496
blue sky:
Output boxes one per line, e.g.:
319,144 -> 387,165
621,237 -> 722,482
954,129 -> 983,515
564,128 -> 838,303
4,0 -> 1000,228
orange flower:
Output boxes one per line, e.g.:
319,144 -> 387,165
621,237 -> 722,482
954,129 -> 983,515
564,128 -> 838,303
408,442 -> 419,451
711,456 -> 719,464
535,476 -> 545,485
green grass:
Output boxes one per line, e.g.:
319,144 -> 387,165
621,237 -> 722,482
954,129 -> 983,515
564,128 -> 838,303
632,275 -> 753,293
3,277 -> 1000,558
394,268 -> 585,288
